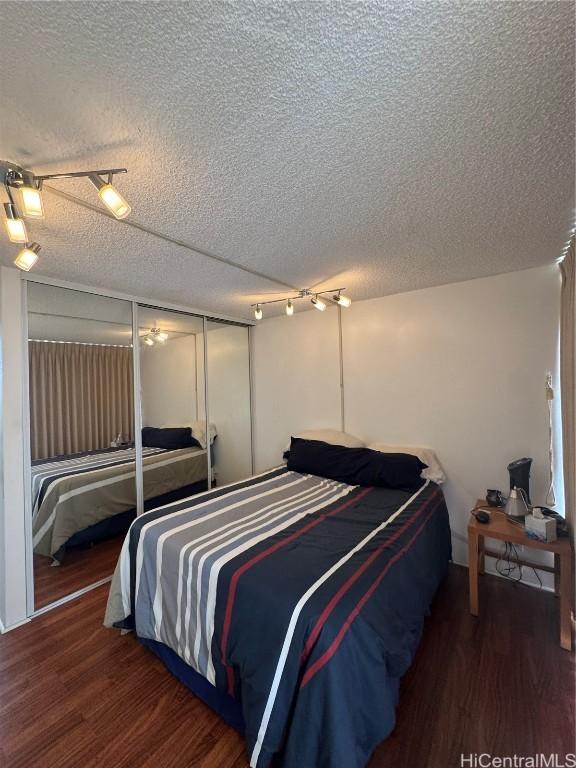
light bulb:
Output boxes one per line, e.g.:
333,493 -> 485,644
98,184 -> 131,219
311,296 -> 326,311
156,331 -> 168,342
19,186 -> 44,218
333,293 -> 351,308
286,300 -> 294,316
14,242 -> 41,271
89,174 -> 131,219
3,203 -> 27,243
254,305 -> 263,320
143,336 -> 154,346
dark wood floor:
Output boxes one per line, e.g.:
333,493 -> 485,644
0,565 -> 573,768
33,535 -> 124,609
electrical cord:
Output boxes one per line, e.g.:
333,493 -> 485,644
495,540 -> 543,588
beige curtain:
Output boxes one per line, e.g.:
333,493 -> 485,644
559,236 -> 575,543
29,341 -> 134,460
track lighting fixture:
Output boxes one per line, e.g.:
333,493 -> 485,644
3,202 -> 27,243
2,160 -> 131,271
250,287 -> 351,319
14,242 -> 41,272
333,292 -> 351,308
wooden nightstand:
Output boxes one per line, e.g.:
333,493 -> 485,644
468,500 -> 574,650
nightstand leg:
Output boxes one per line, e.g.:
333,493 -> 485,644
554,553 -> 560,597
468,530 -> 479,616
559,552 -> 572,651
478,535 -> 485,575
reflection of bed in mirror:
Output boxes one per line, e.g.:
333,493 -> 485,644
32,441 -> 210,563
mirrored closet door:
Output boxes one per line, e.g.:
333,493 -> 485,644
206,320 -> 252,486
27,283 -> 135,610
137,306 -> 210,511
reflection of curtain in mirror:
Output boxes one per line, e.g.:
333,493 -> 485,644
29,341 -> 134,460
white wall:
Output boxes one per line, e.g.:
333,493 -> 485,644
140,334 -> 198,427
253,266 -> 561,588
252,307 -> 342,471
207,324 -> 252,485
0,268 -> 29,630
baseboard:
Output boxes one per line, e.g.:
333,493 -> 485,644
0,616 -> 31,634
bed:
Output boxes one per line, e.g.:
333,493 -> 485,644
32,444 -> 208,562
105,463 -> 451,768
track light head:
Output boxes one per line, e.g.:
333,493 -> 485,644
19,183 -> 44,219
286,299 -> 294,316
14,242 -> 41,271
254,304 -> 263,321
311,296 -> 326,312
3,202 -> 27,243
333,293 -> 352,308
89,174 -> 131,219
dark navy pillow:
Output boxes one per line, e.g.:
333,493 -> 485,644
286,437 -> 427,490
141,427 -> 200,450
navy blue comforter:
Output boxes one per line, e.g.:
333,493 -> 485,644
110,467 -> 451,768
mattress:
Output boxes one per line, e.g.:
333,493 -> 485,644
105,467 -> 451,768
32,445 -> 208,561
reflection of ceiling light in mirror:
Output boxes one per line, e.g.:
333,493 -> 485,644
142,327 -> 168,345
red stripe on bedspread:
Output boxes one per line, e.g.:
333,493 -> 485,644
220,485 -> 373,695
300,496 -> 443,689
300,487 -> 441,666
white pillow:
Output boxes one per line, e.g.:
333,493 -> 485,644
367,443 -> 446,484
285,429 -> 365,454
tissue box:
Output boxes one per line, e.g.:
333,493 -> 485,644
525,514 -> 557,543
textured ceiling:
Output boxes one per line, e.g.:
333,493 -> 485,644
0,1 -> 574,320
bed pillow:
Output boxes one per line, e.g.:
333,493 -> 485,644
141,427 -> 200,450
367,443 -> 446,484
292,429 -> 365,448
283,429 -> 364,459
160,421 -> 217,448
287,437 -> 427,490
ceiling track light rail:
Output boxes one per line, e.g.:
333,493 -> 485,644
251,288 -> 352,320
1,160 -> 131,272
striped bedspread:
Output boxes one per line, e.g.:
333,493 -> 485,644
31,446 -> 164,517
33,445 -> 207,560
105,467 -> 451,768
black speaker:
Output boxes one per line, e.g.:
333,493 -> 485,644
507,457 -> 532,505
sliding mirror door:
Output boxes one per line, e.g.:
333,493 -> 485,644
206,320 -> 252,486
138,307 -> 210,511
27,283 -> 135,610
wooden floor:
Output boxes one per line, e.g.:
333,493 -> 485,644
0,565 -> 573,768
33,536 -> 124,609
